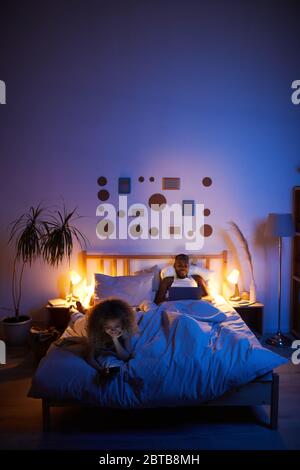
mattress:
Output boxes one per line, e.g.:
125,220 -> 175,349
28,297 -> 286,408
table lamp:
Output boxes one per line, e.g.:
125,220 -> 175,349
67,270 -> 82,304
264,213 -> 294,347
227,269 -> 241,301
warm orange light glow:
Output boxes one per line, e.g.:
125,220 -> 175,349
207,278 -> 218,298
69,270 -> 82,285
73,278 -> 95,308
66,270 -> 94,308
227,269 -> 240,285
227,269 -> 241,301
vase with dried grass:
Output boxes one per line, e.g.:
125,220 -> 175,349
229,221 -> 256,303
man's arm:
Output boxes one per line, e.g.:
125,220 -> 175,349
192,275 -> 210,297
154,276 -> 174,304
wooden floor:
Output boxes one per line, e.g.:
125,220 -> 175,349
0,343 -> 300,450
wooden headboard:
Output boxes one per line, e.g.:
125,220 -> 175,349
79,250 -> 228,294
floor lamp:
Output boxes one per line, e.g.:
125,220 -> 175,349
264,213 -> 294,348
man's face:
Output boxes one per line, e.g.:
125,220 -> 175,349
174,259 -> 189,278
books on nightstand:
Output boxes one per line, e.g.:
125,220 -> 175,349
229,300 -> 256,307
48,298 -> 69,307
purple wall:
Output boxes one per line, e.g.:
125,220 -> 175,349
0,0 -> 299,331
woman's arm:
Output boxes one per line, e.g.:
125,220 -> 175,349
154,276 -> 174,304
85,344 -> 102,371
112,336 -> 130,361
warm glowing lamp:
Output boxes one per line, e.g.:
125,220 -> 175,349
227,269 -> 241,301
67,270 -> 82,303
70,270 -> 82,285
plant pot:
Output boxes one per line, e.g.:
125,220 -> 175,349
1,315 -> 32,345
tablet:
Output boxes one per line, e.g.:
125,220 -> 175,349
168,287 -> 203,301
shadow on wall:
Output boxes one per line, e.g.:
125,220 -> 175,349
222,229 -> 244,293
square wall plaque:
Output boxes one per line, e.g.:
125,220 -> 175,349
162,177 -> 180,190
118,177 -> 131,194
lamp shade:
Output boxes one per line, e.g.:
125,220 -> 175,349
264,213 -> 294,238
227,269 -> 240,284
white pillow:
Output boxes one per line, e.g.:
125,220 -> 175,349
94,272 -> 154,307
134,265 -> 160,292
189,264 -> 215,282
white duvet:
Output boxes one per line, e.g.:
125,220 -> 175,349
29,297 -> 287,407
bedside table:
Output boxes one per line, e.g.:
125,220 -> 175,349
233,302 -> 264,335
29,326 -> 61,365
46,305 -> 71,331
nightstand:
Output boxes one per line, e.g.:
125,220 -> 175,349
46,305 -> 71,331
233,302 -> 264,335
29,326 -> 61,365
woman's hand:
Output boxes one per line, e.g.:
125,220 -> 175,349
110,331 -> 124,339
106,328 -> 124,339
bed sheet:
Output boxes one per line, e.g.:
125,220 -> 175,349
28,296 -> 287,408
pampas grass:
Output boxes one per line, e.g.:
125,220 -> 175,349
229,221 -> 255,281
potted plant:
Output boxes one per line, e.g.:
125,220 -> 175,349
2,204 -> 87,345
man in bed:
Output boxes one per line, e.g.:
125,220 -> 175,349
154,253 -> 209,304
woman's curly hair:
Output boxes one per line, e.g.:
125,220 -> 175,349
87,298 -> 137,353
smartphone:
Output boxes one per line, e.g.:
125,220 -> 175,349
102,366 -> 120,375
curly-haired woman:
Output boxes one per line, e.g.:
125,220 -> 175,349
86,298 -> 138,370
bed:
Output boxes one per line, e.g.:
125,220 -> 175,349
28,250 -> 286,431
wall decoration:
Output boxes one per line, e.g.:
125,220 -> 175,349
97,176 -> 107,186
162,177 -> 180,190
118,177 -> 131,194
95,174 -> 215,244
202,177 -> 212,187
200,224 -> 213,237
148,193 -> 167,211
182,200 -> 195,216
97,189 -> 110,201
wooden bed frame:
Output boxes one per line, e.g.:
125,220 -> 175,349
41,250 -> 280,431
42,373 -> 279,432
78,250 -> 228,284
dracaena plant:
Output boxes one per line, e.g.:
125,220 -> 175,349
42,207 -> 87,266
8,204 -> 87,319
